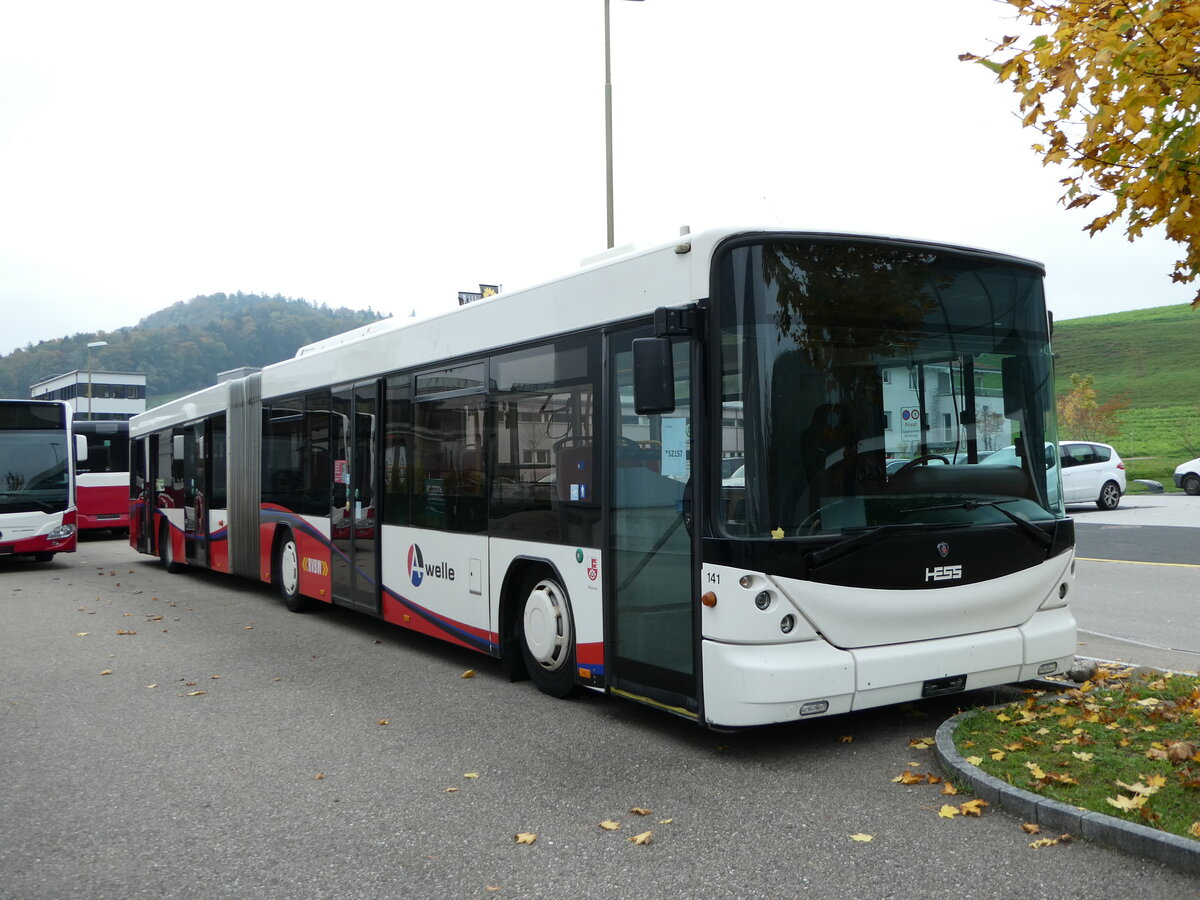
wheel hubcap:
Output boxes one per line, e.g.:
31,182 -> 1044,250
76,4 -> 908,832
523,580 -> 570,672
281,542 -> 299,595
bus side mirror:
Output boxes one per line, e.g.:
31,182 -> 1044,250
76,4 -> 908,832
632,337 -> 675,415
75,433 -> 89,462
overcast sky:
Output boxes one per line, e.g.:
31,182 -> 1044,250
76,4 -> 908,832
0,0 -> 1191,357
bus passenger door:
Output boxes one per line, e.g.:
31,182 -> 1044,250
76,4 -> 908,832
607,329 -> 698,718
330,382 -> 380,614
133,436 -> 153,555
184,422 -> 208,568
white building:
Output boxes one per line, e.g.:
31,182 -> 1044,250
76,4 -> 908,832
29,370 -> 147,421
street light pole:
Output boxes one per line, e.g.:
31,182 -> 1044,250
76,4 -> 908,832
604,0 -> 643,250
86,340 -> 108,421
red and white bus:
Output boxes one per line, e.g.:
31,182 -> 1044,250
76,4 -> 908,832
129,228 -> 1077,727
74,419 -> 131,533
0,399 -> 84,562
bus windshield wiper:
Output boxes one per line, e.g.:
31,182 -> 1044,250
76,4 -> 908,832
805,522 -> 971,571
907,499 -> 1053,549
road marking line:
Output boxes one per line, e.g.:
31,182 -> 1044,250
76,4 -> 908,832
1078,629 -> 1200,655
1076,557 -> 1200,569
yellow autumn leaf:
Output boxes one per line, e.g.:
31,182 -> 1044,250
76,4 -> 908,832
892,770 -> 925,785
1021,823 -> 1041,835
995,713 -> 1011,722
1105,794 -> 1145,812
461,669 -> 476,678
1025,762 -> 1047,780
989,750 -> 1006,762
377,719 -> 390,726
959,799 -> 989,817
629,831 -> 653,845
630,807 -> 652,816
1029,837 -> 1059,849
849,833 -> 873,842
464,772 -> 479,779
75,632 -> 89,637
599,820 -> 621,831
1189,822 -> 1200,838
965,756 -> 984,766
938,805 -> 961,819
515,833 -> 537,845
444,787 -> 459,793
658,818 -> 673,825
1071,751 -> 1093,762
314,773 -> 325,780
909,737 -> 933,749
186,690 -> 206,696
838,735 -> 853,743
941,782 -> 959,796
1116,779 -> 1160,797
99,669 -> 113,676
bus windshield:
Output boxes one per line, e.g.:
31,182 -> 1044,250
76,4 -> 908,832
0,423 -> 71,514
716,237 -> 1062,539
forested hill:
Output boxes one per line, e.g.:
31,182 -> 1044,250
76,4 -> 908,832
0,293 -> 386,404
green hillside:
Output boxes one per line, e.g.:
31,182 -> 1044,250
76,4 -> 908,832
0,293 -> 385,406
1052,303 -> 1199,483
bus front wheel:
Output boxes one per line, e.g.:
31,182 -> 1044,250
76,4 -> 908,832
276,530 -> 312,613
519,574 -> 579,699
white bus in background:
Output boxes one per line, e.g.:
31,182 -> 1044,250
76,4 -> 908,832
0,399 -> 84,562
129,228 -> 1077,728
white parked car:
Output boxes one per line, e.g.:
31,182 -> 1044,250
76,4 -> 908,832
1174,457 -> 1200,495
1059,441 -> 1126,510
983,440 -> 1126,510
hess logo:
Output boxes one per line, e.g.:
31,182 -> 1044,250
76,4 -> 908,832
407,543 -> 455,587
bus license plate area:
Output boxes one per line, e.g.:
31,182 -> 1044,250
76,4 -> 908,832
922,674 -> 967,698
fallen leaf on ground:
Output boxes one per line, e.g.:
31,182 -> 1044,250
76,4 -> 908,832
938,805 -> 961,819
99,669 -> 113,676
959,799 -> 989,817
599,820 -> 620,831
461,669 -> 476,678
629,831 -> 653,845
1022,823 -> 1041,835
515,833 -> 536,845
849,833 -> 873,842
630,807 -> 651,816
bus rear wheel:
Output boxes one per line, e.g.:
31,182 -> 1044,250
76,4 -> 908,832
519,574 -> 579,698
276,530 -> 312,613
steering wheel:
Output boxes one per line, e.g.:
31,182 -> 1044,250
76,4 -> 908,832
894,454 -> 950,474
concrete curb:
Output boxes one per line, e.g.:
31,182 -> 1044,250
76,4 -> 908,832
935,711 -> 1200,875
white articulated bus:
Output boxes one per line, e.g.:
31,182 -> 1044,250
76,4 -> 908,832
1,399 -> 84,562
129,228 -> 1077,728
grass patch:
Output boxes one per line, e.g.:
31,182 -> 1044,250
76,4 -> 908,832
953,666 -> 1200,841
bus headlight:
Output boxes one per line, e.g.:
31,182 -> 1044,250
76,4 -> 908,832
48,524 -> 76,541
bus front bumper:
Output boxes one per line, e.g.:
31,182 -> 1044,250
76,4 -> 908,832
700,605 -> 1076,728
